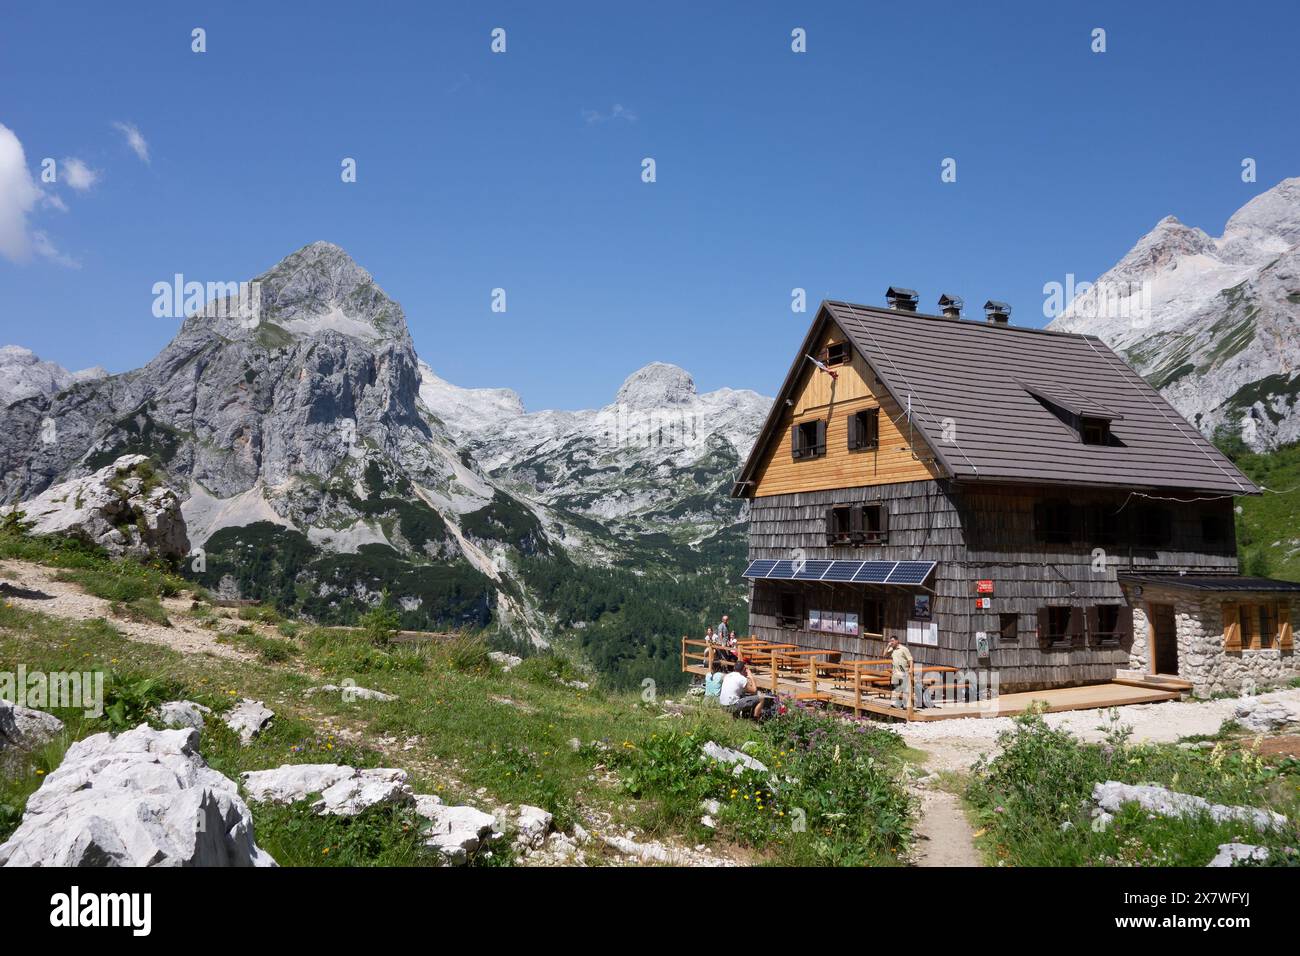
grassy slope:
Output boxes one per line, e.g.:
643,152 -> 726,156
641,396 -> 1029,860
0,531 -> 914,866
1219,440 -> 1300,581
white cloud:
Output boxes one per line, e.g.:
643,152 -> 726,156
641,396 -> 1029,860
112,120 -> 150,163
0,122 -> 46,264
581,103 -> 637,125
62,157 -> 100,191
31,230 -> 80,269
43,193 -> 69,213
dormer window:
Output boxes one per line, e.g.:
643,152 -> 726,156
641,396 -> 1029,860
1081,417 -> 1111,446
825,341 -> 851,366
791,419 -> 826,460
848,408 -> 880,450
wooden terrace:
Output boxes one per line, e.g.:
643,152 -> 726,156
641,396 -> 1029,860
681,637 -> 1184,722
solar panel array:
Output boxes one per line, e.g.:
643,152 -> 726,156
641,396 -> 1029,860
742,559 -> 936,585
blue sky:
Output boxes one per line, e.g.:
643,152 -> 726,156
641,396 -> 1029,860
1,1 -> 1296,410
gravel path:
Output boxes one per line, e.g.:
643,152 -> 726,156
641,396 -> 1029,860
911,788 -> 982,867
0,559 -> 252,662
901,686 -> 1300,773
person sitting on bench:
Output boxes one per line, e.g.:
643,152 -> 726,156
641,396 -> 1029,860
719,662 -> 766,719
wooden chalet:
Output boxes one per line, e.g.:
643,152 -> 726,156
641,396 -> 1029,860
721,292 -> 1299,705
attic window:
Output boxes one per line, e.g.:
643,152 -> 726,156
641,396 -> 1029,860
848,408 -> 880,450
791,419 -> 826,460
1081,417 -> 1111,446
825,342 -> 851,366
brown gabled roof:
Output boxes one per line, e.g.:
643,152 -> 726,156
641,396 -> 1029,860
733,300 -> 1259,498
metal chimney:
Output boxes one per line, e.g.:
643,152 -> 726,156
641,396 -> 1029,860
983,300 -> 1011,325
885,286 -> 919,312
937,293 -> 963,319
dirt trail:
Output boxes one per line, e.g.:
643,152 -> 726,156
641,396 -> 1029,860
0,558 -> 252,661
911,788 -> 982,867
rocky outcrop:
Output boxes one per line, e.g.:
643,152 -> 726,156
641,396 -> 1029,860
0,724 -> 276,867
1207,843 -> 1270,867
156,700 -> 212,731
420,804 -> 499,863
224,699 -> 273,745
0,699 -> 64,752
2,454 -> 189,560
1091,780 -> 1286,832
0,345 -> 105,408
1233,698 -> 1298,733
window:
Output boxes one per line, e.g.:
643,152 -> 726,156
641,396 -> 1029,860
1222,601 -> 1290,651
862,598 -> 884,637
848,408 -> 880,451
999,613 -> 1019,643
1038,605 -> 1078,646
1085,503 -> 1121,546
826,506 -> 854,545
1135,505 -> 1172,547
825,341 -> 851,366
1089,604 -> 1125,646
861,504 -> 888,544
1202,512 -> 1230,546
777,592 -> 802,629
791,419 -> 826,460
1034,499 -> 1078,544
1080,417 -> 1111,445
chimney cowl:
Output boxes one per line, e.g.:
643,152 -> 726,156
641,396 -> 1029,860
885,286 -> 919,311
937,293 -> 963,318
983,299 -> 1011,325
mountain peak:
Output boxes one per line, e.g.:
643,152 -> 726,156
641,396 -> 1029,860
614,362 -> 697,407
0,345 -> 107,407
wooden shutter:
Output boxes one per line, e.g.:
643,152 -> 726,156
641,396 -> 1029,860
825,507 -> 836,543
1086,606 -> 1100,645
1223,602 -> 1241,651
1280,601 -> 1294,651
791,424 -> 802,459
878,505 -> 890,543
1117,605 -> 1134,645
814,419 -> 827,454
850,504 -> 865,539
865,408 -> 879,448
847,413 -> 861,450
1036,607 -> 1049,644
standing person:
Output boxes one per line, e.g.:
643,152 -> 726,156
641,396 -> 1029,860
717,614 -> 731,646
885,636 -> 914,709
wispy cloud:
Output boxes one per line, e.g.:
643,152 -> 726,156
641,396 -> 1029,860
581,103 -> 637,125
43,193 -> 69,213
112,120 -> 150,163
32,230 -> 80,269
62,157 -> 100,191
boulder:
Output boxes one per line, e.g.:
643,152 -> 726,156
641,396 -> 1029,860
0,699 -> 64,751
156,700 -> 212,731
0,724 -> 275,867
701,740 -> 769,775
419,804 -> 498,864
1207,843 -> 1270,867
224,698 -> 273,744
2,455 -> 189,561
488,651 -> 522,671
305,684 -> 397,702
1233,698 -> 1298,733
512,805 -> 553,850
1091,781 -> 1286,832
311,769 -> 410,816
240,763 -> 413,817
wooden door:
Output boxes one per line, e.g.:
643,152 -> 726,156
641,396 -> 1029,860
1150,603 -> 1178,676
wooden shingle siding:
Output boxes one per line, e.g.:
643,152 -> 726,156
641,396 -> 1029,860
746,479 -> 1242,690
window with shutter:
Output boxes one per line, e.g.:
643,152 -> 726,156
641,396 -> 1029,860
792,420 -> 825,460
847,409 -> 879,451
1280,602 -> 1294,651
826,506 -> 853,545
826,341 -> 851,366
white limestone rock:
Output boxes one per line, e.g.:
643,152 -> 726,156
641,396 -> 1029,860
1207,843 -> 1270,867
1233,698 -> 1297,733
156,700 -> 212,731
512,804 -> 553,850
0,724 -> 275,867
701,740 -> 769,775
305,684 -> 398,702
224,698 -> 273,745
1091,780 -> 1286,832
488,651 -> 522,671
311,768 -> 410,816
419,804 -> 498,864
0,699 -> 64,751
1,455 -> 189,560
241,764 -> 358,803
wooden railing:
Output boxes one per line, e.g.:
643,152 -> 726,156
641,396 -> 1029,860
681,635 -> 971,719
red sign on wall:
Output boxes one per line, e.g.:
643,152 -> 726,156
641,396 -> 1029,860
976,580 -> 995,595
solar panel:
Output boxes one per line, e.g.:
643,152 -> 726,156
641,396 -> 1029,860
793,560 -> 834,580
852,561 -> 898,583
819,561 -> 865,582
885,561 -> 936,585
765,560 -> 795,580
742,559 -> 778,579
